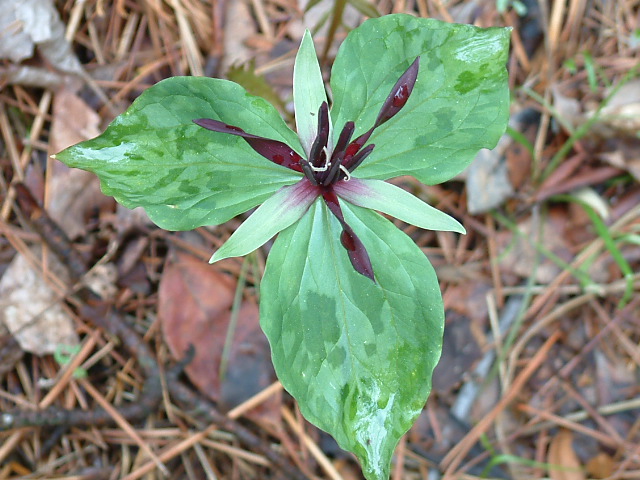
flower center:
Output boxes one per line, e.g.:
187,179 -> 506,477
300,103 -> 375,188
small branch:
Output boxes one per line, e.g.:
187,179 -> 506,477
8,182 -> 307,480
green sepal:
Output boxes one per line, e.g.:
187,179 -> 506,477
210,180 -> 317,263
335,178 -> 465,233
260,200 -> 444,480
294,30 -> 331,156
54,77 -> 303,230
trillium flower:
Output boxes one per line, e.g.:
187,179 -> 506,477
194,34 -> 463,280
54,15 -> 510,480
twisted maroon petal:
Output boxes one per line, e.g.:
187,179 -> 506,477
341,57 -> 420,172
194,118 -> 303,172
374,57 -> 419,127
322,189 -> 374,281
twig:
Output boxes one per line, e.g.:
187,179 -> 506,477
8,182 -> 307,480
441,331 -> 562,477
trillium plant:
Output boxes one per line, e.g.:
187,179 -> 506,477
56,15 -> 510,479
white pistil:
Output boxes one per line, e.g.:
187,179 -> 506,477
339,165 -> 351,181
309,162 -> 330,172
309,146 -> 332,172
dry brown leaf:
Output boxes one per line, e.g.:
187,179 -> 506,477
290,0 -> 362,49
466,144 -> 514,214
466,109 -> 539,214
0,252 -> 78,355
432,311 -> 482,394
221,1 -> 256,71
552,85 -> 582,130
49,89 -> 113,238
593,79 -> 640,136
547,429 -> 585,480
599,139 -> 640,183
585,452 -> 615,479
0,64 -> 63,88
496,209 -> 573,283
0,329 -> 24,378
159,252 -> 275,409
49,89 -> 101,154
0,0 -> 82,73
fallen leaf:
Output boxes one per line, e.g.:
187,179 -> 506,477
221,1 -> 255,71
0,64 -> 63,88
227,61 -> 285,112
49,89 -> 101,154
0,251 -> 78,355
466,108 -> 541,214
218,300 -> 280,423
289,0 -> 362,47
466,145 -> 514,214
592,79 -> 640,137
49,89 -> 113,238
599,138 -> 640,183
496,209 -> 573,283
159,251 -> 275,409
432,311 -> 482,394
594,350 -> 636,405
0,329 -> 24,378
552,85 -> 582,131
0,0 -> 82,73
585,452 -> 615,479
547,429 -> 585,480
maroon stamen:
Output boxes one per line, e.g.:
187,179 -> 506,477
300,159 -> 319,186
332,121 -> 355,158
308,102 -> 330,169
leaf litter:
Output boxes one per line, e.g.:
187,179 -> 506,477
1,0 -> 639,478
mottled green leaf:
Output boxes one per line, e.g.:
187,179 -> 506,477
55,77 -> 303,230
261,199 -> 443,480
330,14 -> 511,184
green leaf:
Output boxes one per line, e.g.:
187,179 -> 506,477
54,77 -> 303,230
330,14 -> 511,184
294,30 -> 331,155
261,200 -> 444,480
335,178 -> 465,233
210,180 -> 317,263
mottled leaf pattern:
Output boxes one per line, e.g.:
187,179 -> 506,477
331,15 -> 511,185
55,78 -> 302,230
261,200 -> 444,479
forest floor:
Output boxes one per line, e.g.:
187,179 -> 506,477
1,0 -> 639,479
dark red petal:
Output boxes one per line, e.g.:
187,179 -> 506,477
322,189 -> 375,281
194,118 -> 303,172
332,58 -> 419,175
308,102 -> 330,169
374,57 -> 420,127
339,227 -> 375,282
